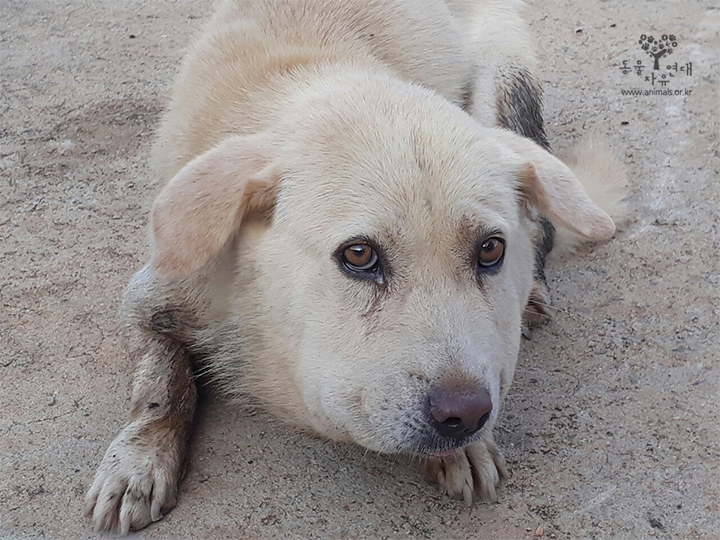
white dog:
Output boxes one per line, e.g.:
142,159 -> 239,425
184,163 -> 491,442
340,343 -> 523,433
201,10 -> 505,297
85,0 -> 624,533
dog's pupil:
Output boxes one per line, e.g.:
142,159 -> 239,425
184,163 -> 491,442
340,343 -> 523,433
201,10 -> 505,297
348,245 -> 370,265
481,239 -> 503,264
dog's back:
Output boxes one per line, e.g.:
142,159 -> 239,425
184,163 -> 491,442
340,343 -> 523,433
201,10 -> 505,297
214,0 -> 475,94
154,0 -> 537,182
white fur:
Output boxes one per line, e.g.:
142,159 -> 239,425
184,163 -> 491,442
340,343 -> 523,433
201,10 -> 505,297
85,0 -> 624,533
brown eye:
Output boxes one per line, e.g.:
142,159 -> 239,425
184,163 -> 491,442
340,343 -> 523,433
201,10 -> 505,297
343,244 -> 378,271
478,237 -> 505,268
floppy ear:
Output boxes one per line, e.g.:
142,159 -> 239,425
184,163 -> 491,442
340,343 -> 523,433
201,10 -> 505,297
490,128 -> 616,241
150,134 -> 279,278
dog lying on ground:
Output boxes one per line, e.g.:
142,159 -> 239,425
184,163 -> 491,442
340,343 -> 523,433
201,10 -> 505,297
85,0 -> 625,533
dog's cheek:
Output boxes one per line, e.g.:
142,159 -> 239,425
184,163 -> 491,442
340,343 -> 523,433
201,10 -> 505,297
352,382 -> 422,452
505,225 -> 537,313
289,314 -> 372,442
297,284 -> 396,436
475,229 -> 533,401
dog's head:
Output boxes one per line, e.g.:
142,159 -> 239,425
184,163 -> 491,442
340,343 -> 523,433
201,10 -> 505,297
150,78 -> 613,455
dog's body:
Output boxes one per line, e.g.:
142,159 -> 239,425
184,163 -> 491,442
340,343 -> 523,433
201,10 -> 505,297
85,0 -> 622,533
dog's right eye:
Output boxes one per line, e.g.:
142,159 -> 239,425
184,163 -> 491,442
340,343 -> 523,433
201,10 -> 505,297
342,244 -> 379,272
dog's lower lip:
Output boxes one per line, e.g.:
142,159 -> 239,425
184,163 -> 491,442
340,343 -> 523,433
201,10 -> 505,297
427,448 -> 459,457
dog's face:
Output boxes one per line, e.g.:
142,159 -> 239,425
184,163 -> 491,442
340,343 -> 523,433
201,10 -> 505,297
150,81 -> 614,455
259,95 -> 534,455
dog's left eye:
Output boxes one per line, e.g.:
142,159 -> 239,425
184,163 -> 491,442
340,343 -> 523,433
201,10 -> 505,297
477,237 -> 505,270
342,244 -> 379,272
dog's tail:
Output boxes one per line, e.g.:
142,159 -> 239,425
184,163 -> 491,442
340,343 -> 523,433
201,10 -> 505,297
552,135 -> 629,255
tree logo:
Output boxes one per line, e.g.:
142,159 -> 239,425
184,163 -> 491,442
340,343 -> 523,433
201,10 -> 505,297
639,34 -> 677,70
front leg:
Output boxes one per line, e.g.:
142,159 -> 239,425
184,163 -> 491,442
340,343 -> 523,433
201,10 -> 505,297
421,430 -> 508,505
84,334 -> 197,534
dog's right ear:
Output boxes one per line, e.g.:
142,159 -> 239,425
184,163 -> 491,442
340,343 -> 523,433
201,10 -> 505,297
150,134 -> 279,279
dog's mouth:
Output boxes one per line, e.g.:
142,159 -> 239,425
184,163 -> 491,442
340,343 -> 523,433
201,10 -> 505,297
426,448 -> 460,457
421,439 -> 471,457
410,430 -> 484,458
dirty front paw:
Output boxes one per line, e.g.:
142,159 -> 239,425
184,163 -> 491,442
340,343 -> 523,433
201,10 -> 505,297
421,435 -> 508,505
84,420 -> 184,535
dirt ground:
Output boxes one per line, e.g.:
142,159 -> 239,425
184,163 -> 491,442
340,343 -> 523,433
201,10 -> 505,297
1,0 -> 718,539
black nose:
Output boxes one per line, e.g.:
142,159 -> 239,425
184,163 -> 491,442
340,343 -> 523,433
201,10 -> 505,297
428,386 -> 493,440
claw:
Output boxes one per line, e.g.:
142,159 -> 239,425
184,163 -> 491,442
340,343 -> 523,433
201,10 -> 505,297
421,434 -> 506,504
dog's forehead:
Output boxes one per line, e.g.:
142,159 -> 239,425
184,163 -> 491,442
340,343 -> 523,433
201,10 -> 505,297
278,127 -> 520,249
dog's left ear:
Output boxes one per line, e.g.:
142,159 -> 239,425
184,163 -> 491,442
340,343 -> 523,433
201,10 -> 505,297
490,128 -> 616,241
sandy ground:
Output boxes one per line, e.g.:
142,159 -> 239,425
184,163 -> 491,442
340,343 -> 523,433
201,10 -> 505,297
1,0 -> 719,539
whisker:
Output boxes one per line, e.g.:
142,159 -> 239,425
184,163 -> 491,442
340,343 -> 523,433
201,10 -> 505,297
523,307 -> 554,319
527,300 -> 576,318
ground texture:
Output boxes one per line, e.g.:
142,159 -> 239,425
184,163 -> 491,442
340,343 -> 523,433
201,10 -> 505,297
1,0 -> 719,539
